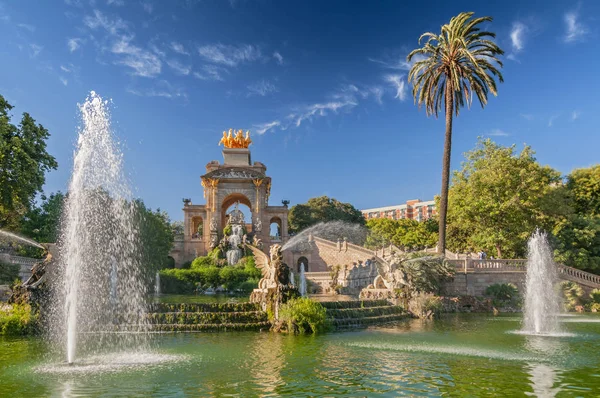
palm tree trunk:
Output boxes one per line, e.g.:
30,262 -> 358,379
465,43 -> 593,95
437,86 -> 454,255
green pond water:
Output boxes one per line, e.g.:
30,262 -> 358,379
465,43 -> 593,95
1,313 -> 600,397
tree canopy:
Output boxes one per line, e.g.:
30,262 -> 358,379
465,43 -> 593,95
0,95 -> 57,230
366,218 -> 438,251
445,138 -> 567,258
20,192 -> 64,243
288,196 -> 364,233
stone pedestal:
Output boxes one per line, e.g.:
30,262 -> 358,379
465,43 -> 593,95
223,148 -> 251,166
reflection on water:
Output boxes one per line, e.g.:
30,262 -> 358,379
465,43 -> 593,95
1,314 -> 600,396
526,363 -> 560,397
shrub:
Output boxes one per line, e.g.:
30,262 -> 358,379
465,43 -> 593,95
408,293 -> 442,318
279,298 -> 330,334
0,303 -> 38,335
590,289 -> 600,304
560,281 -> 586,311
0,262 -> 20,284
159,269 -> 200,294
180,261 -> 192,269
485,283 -> 519,301
191,256 -> 217,269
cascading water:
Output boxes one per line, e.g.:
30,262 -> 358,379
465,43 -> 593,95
521,230 -> 561,335
226,224 -> 244,265
52,92 -> 149,364
299,263 -> 307,296
289,270 -> 295,287
155,272 -> 161,296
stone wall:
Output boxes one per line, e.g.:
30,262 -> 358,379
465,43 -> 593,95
443,271 -> 527,297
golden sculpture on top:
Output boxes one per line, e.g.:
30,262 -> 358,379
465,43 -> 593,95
219,129 -> 252,148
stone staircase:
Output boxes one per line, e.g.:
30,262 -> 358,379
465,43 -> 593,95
321,300 -> 408,329
147,302 -> 270,332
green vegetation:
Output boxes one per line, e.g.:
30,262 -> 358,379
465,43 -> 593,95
407,12 -> 504,254
159,255 -> 260,294
366,218 -> 438,251
20,192 -> 64,243
560,281 -> 585,311
0,303 -> 38,335
446,138 -> 565,258
133,199 -> 175,277
485,283 -> 519,302
288,196 -> 364,233
0,95 -> 58,230
279,297 -> 330,334
0,262 -> 20,284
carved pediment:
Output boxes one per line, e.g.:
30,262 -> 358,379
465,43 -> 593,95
203,167 -> 265,180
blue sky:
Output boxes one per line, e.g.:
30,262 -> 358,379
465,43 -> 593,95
1,0 -> 598,222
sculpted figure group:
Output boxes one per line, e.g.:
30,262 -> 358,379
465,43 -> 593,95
218,129 -> 252,149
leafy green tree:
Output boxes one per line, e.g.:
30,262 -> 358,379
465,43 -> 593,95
366,218 -> 438,251
288,196 -> 364,233
407,12 -> 504,254
0,95 -> 58,230
20,192 -> 65,243
133,200 -> 175,275
567,165 -> 600,216
446,138 -> 567,258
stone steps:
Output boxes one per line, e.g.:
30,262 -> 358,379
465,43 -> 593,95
325,305 -> 405,319
149,321 -> 271,332
320,299 -> 391,310
331,313 -> 409,328
147,311 -> 268,325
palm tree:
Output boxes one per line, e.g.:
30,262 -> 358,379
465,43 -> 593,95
407,12 -> 504,255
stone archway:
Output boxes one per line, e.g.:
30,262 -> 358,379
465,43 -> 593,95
297,256 -> 309,272
269,216 -> 282,242
220,193 -> 253,232
191,216 -> 203,239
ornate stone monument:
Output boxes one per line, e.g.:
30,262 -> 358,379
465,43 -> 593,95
170,129 -> 289,266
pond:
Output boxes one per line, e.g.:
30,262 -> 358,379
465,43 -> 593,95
1,313 -> 599,396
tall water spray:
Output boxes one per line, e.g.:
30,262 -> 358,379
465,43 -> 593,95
299,263 -> 307,296
226,224 -> 244,265
54,92 -> 149,364
155,272 -> 161,296
522,230 -> 561,335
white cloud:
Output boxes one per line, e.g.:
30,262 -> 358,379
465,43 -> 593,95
254,120 -> 281,135
127,80 -> 186,99
17,23 -> 35,32
247,80 -> 278,97
548,115 -> 559,127
142,3 -> 153,13
370,86 -> 384,104
166,59 -> 191,75
193,65 -> 225,81
59,77 -> 68,86
67,37 -> 83,52
488,129 -> 510,137
170,41 -> 189,55
273,51 -> 283,65
289,100 -> 356,128
29,44 -> 42,58
369,52 -> 426,71
385,74 -> 407,101
107,0 -> 124,6
572,110 -> 581,120
197,43 -> 261,67
84,9 -> 128,35
510,22 -> 526,51
60,65 -> 71,73
111,37 -> 161,77
564,10 -> 588,43
520,113 -> 533,121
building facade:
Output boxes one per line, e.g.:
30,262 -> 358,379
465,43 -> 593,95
361,199 -> 436,222
170,133 -> 289,266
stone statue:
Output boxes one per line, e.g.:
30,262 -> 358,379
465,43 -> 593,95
247,244 -> 290,289
218,129 -> 252,149
254,216 -> 262,232
252,235 -> 262,248
209,234 -> 218,250
209,216 -> 217,232
9,245 -> 53,305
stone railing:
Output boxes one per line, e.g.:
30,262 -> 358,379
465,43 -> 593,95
447,259 -> 527,273
0,253 -> 38,266
558,265 -> 600,288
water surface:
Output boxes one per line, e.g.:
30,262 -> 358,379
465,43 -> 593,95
1,313 -> 599,397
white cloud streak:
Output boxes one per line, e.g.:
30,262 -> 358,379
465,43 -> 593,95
564,10 -> 588,43
193,65 -> 225,81
59,77 -> 68,86
166,59 -> 191,75
17,23 -> 35,32
67,37 -> 83,52
127,80 -> 186,99
170,41 -> 189,55
273,51 -> 283,65
384,74 -> 407,101
572,110 -> 581,120
510,22 -> 526,51
254,120 -> 281,135
488,129 -> 510,137
197,43 -> 261,67
111,37 -> 161,77
247,80 -> 278,97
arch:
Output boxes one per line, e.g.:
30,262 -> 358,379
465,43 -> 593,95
297,256 -> 309,272
270,216 -> 282,241
221,193 -> 253,232
191,216 -> 203,239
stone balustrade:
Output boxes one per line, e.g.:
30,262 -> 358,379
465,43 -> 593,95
558,265 -> 600,288
447,259 -> 527,273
